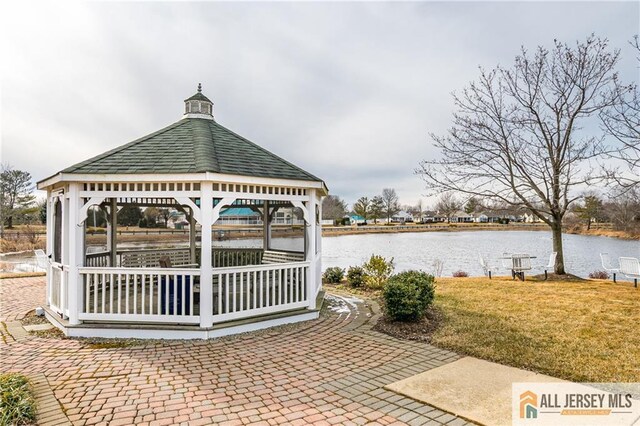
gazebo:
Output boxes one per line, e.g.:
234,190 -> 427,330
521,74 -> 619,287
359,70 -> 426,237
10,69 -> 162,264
37,85 -> 327,339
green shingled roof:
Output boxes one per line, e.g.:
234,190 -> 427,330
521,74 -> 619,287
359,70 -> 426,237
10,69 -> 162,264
61,118 -> 322,183
185,92 -> 212,103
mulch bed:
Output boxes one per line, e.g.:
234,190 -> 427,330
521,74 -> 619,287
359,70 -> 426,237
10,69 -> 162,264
373,306 -> 443,342
20,312 -> 66,339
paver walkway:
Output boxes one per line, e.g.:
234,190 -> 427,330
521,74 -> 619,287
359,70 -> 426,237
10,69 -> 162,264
1,277 -> 471,426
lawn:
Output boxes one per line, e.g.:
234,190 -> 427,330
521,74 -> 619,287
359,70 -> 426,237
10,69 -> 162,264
431,276 -> 640,383
0,373 -> 37,425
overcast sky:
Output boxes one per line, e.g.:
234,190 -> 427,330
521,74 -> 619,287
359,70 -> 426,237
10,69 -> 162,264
1,1 -> 638,208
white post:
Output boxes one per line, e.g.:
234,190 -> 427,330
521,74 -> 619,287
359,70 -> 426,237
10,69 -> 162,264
307,189 -> 317,309
200,182 -> 214,328
189,210 -> 196,264
66,183 -> 83,325
45,190 -> 53,306
108,198 -> 118,267
60,187 -> 69,317
263,201 -> 270,250
317,194 -> 323,294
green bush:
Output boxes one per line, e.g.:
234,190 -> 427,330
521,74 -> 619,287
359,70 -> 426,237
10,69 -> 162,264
323,267 -> 345,283
383,270 -> 435,322
346,266 -> 365,288
362,254 -> 394,289
0,373 -> 37,426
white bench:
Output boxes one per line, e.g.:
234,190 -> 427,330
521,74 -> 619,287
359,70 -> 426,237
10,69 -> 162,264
620,257 -> 640,288
261,250 -> 305,264
600,253 -> 620,283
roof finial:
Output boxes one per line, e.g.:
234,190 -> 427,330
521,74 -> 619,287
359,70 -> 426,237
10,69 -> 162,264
197,83 -> 202,93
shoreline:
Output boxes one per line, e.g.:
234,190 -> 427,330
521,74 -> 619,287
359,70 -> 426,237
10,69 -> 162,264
322,223 -> 549,237
322,223 -> 639,240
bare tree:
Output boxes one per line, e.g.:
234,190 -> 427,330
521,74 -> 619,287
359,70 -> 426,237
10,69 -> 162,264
601,36 -> 640,190
322,195 -> 348,221
605,187 -> 640,233
418,36 -> 622,274
416,199 -> 424,220
435,193 -> 460,223
381,188 -> 400,223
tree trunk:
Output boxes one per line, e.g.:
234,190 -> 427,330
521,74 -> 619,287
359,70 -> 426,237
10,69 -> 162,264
551,221 -> 566,274
6,216 -> 13,229
586,219 -> 591,230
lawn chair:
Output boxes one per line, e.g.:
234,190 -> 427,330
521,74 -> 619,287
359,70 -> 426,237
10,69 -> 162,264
479,253 -> 492,279
34,249 -> 49,271
541,252 -> 557,280
619,257 -> 640,288
600,253 -> 620,283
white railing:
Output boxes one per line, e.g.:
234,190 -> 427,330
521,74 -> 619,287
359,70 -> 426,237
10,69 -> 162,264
212,261 -> 310,322
120,248 -> 191,267
213,248 -> 263,268
85,248 -> 192,268
49,263 -> 69,317
86,252 -> 111,267
86,248 -> 263,268
79,267 -> 200,324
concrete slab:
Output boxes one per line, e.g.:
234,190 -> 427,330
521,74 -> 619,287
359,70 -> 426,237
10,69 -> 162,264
385,357 -> 566,426
23,323 -> 54,332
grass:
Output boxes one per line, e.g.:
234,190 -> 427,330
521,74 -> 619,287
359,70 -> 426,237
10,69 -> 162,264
431,276 -> 640,382
0,373 -> 37,425
0,272 -> 46,280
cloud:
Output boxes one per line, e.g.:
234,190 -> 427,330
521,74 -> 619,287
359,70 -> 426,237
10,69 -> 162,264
1,1 -> 638,208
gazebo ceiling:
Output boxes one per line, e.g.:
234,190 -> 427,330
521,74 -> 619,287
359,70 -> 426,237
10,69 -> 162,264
53,86 -> 323,184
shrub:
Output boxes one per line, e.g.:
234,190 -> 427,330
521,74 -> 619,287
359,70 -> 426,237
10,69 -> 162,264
86,227 -> 107,234
0,373 -> 37,426
323,267 -> 345,283
452,270 -> 469,277
362,254 -> 394,289
589,270 -> 610,279
346,266 -> 365,288
383,271 -> 435,322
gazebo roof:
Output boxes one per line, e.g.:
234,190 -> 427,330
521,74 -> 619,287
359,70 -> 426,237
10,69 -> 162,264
60,116 -> 321,182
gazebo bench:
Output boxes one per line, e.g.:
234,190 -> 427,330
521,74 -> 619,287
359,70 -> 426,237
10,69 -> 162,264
261,250 -> 305,264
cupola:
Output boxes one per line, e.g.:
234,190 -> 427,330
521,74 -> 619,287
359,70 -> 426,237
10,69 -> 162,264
183,83 -> 214,120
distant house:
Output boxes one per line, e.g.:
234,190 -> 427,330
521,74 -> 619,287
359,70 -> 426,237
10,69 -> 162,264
166,210 -> 186,228
474,213 -> 489,223
452,211 -> 474,223
522,212 -> 542,223
273,207 -> 305,225
391,211 -> 414,223
218,207 -> 262,225
474,212 -> 503,223
346,214 -> 366,225
419,211 -> 442,223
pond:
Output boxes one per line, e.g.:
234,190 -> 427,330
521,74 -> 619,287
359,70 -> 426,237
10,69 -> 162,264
322,230 -> 639,279
2,230 -> 638,279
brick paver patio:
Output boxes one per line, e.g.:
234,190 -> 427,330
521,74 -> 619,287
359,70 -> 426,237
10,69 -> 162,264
1,277 -> 470,425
